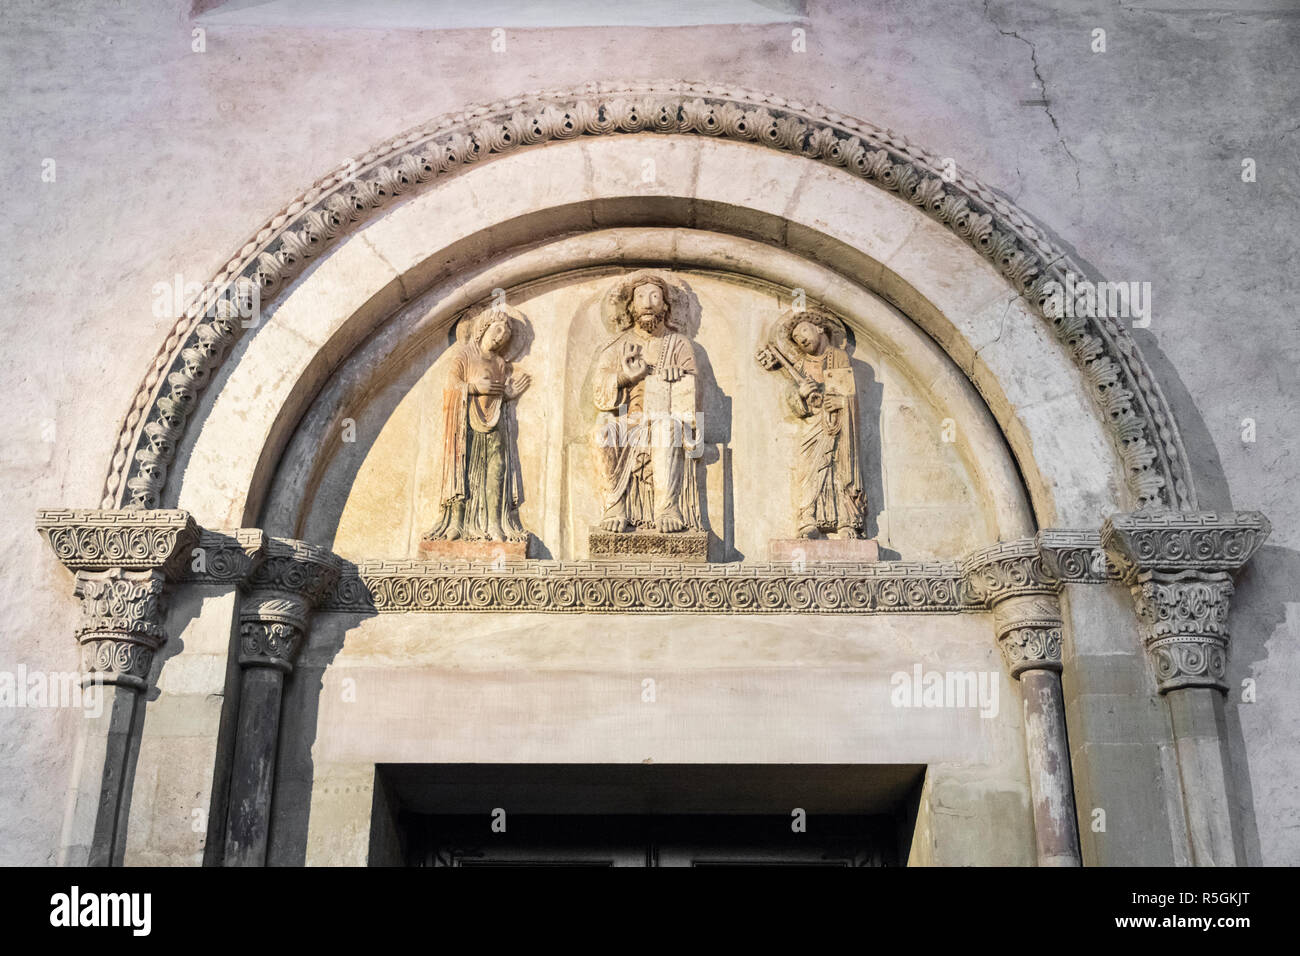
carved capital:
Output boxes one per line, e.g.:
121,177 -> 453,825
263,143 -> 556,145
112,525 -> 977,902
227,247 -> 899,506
1102,511 -> 1269,694
72,569 -> 168,690
238,538 -> 341,672
993,593 -> 1064,678
37,508 -> 198,580
238,620 -> 303,673
1130,570 -> 1233,693
961,538 -> 1058,607
1101,511 -> 1270,579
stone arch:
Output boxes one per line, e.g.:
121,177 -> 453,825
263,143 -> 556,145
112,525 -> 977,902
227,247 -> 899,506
101,82 -> 1197,525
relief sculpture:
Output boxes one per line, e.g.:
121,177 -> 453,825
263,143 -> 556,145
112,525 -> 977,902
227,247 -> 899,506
421,305 -> 533,558
589,272 -> 708,560
757,306 -> 876,560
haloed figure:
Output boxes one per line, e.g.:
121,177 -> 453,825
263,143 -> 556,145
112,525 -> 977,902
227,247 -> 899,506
758,308 -> 866,539
427,308 -> 532,544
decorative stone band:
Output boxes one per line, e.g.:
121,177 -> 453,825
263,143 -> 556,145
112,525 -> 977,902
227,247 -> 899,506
103,81 -> 1193,514
993,594 -> 1065,678
72,569 -> 168,690
1037,529 -> 1128,584
1102,511 -> 1270,694
237,539 -> 342,672
320,559 -> 978,614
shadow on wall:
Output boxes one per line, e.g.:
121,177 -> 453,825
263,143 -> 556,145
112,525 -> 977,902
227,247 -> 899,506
1220,543 -> 1300,866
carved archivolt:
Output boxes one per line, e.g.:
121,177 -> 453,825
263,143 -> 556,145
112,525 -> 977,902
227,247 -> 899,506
102,82 -> 1194,515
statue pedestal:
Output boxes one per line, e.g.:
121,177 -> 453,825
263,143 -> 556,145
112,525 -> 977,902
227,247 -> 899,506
769,537 -> 879,565
418,537 -> 530,562
589,528 -> 709,563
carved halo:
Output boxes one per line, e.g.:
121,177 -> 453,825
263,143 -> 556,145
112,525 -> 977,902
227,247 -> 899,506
599,270 -> 696,336
768,305 -> 851,358
455,302 -> 533,362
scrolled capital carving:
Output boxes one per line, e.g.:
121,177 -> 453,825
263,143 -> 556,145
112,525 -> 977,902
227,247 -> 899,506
1103,511 -> 1269,694
37,508 -> 198,580
72,568 -> 169,690
1130,569 -> 1233,693
1101,511 -> 1270,579
238,620 -> 303,673
961,538 -> 1059,608
993,593 -> 1064,677
237,538 -> 341,672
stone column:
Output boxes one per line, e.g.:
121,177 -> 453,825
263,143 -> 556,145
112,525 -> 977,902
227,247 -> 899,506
36,509 -> 198,866
964,539 -> 1081,866
223,539 -> 339,867
1102,511 -> 1270,867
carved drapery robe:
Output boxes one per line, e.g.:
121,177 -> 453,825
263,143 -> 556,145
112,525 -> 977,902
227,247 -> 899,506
592,329 -> 702,529
429,344 -> 527,540
785,345 -> 865,535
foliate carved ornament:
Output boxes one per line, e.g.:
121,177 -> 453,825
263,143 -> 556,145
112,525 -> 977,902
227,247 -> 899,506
322,559 -> 975,615
960,538 -> 1058,607
177,528 -> 267,585
105,83 -> 1193,516
37,509 -> 200,690
1101,511 -> 1270,694
36,509 -> 198,580
72,569 -> 168,690
238,538 -> 342,672
993,594 -> 1065,677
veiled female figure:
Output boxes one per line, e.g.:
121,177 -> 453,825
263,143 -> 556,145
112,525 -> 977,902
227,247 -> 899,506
425,307 -> 532,544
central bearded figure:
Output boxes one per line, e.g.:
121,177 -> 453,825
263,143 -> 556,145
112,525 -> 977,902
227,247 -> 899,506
591,272 -> 702,534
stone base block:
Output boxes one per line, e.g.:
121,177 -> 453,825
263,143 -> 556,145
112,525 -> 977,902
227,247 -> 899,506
769,537 -> 879,564
418,537 -> 529,562
589,528 -> 709,562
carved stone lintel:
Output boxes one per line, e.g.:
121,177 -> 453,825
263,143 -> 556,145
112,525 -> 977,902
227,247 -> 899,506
1102,511 -> 1270,694
993,593 -> 1065,677
72,568 -> 168,691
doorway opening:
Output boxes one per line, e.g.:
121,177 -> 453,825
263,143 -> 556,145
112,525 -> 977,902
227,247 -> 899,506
370,763 -> 925,867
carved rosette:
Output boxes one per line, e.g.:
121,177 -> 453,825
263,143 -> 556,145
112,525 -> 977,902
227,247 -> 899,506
1102,511 -> 1270,694
72,569 -> 168,690
993,594 -> 1065,677
237,539 -> 341,674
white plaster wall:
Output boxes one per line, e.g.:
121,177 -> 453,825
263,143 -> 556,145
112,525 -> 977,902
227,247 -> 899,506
2,0 -> 1295,864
